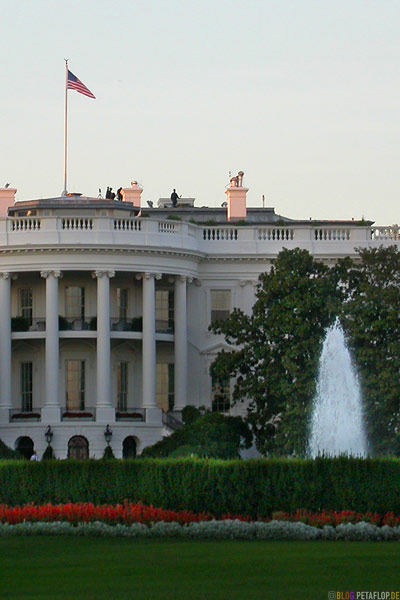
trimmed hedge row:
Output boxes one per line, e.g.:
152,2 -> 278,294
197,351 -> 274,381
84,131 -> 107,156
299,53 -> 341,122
0,457 -> 399,517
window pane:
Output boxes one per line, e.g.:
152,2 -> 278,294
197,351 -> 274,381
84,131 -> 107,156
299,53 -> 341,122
211,290 -> 231,323
65,287 -> 85,318
66,360 -> 85,411
212,377 -> 231,413
156,363 -> 169,411
117,289 -> 128,320
21,362 -> 33,412
117,362 -> 128,411
155,290 -> 174,331
20,289 -> 33,325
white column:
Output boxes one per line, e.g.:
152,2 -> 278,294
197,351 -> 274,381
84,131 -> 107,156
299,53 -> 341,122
140,272 -> 162,423
0,273 -> 12,423
41,270 -> 62,422
174,275 -> 189,411
93,270 -> 115,422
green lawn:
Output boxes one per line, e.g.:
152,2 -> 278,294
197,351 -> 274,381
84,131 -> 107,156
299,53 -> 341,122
0,538 -> 399,599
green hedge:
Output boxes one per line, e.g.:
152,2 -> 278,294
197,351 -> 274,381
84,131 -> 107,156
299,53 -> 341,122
0,457 -> 399,517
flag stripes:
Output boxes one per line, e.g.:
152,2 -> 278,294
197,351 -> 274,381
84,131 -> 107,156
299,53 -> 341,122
67,70 -> 96,99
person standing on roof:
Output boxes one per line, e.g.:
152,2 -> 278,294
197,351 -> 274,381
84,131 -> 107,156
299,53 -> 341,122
170,189 -> 179,207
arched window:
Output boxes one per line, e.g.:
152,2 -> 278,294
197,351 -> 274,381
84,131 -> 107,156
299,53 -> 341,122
122,436 -> 137,459
16,436 -> 34,459
68,435 -> 89,460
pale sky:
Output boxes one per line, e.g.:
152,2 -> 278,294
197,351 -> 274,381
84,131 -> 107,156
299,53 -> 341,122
1,0 -> 399,224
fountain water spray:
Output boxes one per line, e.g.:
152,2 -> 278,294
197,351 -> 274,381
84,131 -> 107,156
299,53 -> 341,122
309,319 -> 367,457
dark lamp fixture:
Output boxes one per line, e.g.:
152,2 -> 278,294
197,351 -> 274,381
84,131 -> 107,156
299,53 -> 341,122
45,425 -> 53,445
104,424 -> 112,445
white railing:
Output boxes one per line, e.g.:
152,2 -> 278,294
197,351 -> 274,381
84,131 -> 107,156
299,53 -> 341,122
114,218 -> 142,231
158,221 -> 180,234
257,227 -> 294,241
203,227 -> 238,240
10,218 -> 41,231
371,226 -> 399,240
62,217 -> 93,230
1,216 -> 399,257
313,228 -> 350,241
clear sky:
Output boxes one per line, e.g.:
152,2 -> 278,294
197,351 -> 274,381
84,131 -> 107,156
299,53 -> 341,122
1,0 -> 399,224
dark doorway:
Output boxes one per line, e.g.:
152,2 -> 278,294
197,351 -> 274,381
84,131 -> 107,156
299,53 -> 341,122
122,436 -> 137,459
16,436 -> 34,459
68,435 -> 89,460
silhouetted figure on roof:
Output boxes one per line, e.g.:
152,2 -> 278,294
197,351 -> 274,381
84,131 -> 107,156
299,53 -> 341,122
105,186 -> 111,199
171,189 -> 179,207
116,187 -> 123,201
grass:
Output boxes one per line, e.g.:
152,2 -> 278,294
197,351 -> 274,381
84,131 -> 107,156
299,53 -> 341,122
0,538 -> 399,599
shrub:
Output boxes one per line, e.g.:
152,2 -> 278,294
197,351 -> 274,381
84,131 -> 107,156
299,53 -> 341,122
0,439 -> 21,460
0,457 -> 399,517
102,446 -> 115,460
42,446 -> 55,461
11,317 -> 30,332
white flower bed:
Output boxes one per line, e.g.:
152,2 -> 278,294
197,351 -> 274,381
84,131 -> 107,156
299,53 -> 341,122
1,520 -> 400,541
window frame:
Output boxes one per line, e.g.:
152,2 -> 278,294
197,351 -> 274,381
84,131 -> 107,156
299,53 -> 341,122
65,359 -> 85,411
20,362 -> 33,412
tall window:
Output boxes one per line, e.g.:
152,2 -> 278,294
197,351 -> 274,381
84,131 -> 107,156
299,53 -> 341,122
66,360 -> 85,411
116,288 -> 128,320
65,287 -> 85,319
212,377 -> 231,413
20,288 -> 33,325
210,290 -> 231,324
155,290 -> 174,331
156,363 -> 174,411
21,362 -> 33,412
117,362 -> 128,411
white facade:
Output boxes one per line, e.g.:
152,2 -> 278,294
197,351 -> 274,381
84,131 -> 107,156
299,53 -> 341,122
0,181 -> 398,458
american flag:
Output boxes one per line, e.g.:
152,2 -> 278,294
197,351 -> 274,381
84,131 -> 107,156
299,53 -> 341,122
67,70 -> 96,99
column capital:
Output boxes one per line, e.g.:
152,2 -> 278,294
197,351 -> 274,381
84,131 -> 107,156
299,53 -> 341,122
176,275 -> 193,284
92,270 -> 115,279
136,272 -> 162,281
0,272 -> 18,280
40,270 -> 63,279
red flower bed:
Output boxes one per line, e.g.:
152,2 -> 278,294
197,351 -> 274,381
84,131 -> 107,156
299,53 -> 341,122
0,502 -> 212,526
0,503 -> 399,527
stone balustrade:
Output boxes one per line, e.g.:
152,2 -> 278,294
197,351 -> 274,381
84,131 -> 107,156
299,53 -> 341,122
0,217 -> 398,257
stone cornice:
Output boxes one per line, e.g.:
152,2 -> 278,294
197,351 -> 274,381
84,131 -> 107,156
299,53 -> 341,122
0,245 -> 206,262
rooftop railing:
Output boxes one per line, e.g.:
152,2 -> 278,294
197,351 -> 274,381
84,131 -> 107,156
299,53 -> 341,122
1,216 -> 399,256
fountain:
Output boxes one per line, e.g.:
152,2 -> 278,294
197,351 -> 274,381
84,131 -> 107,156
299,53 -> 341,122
309,319 -> 368,457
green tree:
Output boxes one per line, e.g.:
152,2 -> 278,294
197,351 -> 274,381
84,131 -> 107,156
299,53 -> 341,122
210,248 -> 342,456
336,246 -> 400,455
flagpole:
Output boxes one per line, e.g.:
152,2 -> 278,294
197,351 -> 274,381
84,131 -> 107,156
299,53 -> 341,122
62,59 -> 68,196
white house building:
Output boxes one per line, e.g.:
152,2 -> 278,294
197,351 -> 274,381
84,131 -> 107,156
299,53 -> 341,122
0,174 -> 398,459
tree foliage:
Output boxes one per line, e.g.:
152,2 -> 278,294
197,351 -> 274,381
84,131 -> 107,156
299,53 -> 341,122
336,246 -> 400,455
211,246 -> 400,457
210,248 -> 342,456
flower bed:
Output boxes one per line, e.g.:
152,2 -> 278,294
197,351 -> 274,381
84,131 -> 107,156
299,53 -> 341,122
1,503 -> 400,529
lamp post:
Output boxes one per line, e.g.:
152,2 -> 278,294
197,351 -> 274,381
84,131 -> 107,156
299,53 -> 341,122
45,425 -> 53,446
104,424 -> 112,446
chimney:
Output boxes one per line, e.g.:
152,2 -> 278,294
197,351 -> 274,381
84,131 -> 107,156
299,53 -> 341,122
0,188 -> 17,217
121,181 -> 143,208
226,171 -> 247,222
